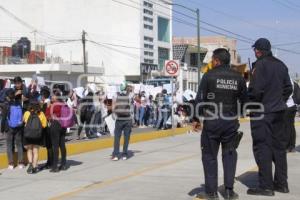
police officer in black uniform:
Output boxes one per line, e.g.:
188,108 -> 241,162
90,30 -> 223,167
195,48 -> 247,200
247,38 -> 293,196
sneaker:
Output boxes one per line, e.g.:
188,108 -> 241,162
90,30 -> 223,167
111,156 -> 119,161
122,156 -> 128,160
17,164 -> 25,169
7,165 -> 14,170
96,132 -> 102,137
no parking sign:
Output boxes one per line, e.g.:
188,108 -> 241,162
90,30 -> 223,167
164,60 -> 180,77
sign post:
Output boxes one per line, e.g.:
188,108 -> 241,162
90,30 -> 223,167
164,60 -> 180,129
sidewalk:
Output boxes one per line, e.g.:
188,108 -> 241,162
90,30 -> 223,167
0,122 -> 299,200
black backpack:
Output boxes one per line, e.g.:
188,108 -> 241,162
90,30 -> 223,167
24,113 -> 43,140
292,82 -> 300,105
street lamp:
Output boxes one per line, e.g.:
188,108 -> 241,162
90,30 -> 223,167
160,0 -> 202,86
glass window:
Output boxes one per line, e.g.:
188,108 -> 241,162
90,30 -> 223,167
144,59 -> 154,64
144,44 -> 154,49
144,16 -> 153,23
143,1 -> 153,8
144,9 -> 153,15
144,24 -> 153,30
144,51 -> 154,56
144,36 -> 154,42
158,17 -> 170,42
158,47 -> 169,70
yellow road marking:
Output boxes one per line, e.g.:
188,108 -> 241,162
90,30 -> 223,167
49,154 -> 199,200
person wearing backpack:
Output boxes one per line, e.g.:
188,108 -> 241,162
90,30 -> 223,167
45,92 -> 67,172
6,89 -> 25,170
23,102 -> 47,174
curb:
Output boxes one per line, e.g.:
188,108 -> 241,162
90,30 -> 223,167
0,127 -> 191,169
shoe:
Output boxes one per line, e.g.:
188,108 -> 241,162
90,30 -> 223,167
96,132 -> 102,137
50,168 -> 60,173
196,192 -> 219,200
27,164 -> 33,174
17,164 -> 25,169
59,165 -> 68,171
247,188 -> 274,196
7,165 -> 14,170
111,156 -> 119,161
42,164 -> 51,170
32,167 -> 39,174
274,185 -> 289,193
122,155 -> 128,160
224,188 -> 239,200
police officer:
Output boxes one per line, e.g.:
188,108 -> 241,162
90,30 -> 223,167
195,48 -> 247,200
247,38 -> 293,196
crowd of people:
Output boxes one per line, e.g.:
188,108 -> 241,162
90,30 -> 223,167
0,76 -> 192,173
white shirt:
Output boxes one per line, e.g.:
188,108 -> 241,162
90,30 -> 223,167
286,79 -> 296,108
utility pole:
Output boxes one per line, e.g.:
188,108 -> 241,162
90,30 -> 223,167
82,30 -> 88,85
196,8 -> 201,86
82,30 -> 87,74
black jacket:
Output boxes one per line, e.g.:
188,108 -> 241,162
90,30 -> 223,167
248,54 -> 292,113
195,64 -> 247,118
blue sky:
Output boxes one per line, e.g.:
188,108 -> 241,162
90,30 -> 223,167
172,0 -> 300,74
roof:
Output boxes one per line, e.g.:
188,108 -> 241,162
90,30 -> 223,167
0,64 -> 104,74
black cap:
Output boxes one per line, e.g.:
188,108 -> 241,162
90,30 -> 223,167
252,38 -> 271,51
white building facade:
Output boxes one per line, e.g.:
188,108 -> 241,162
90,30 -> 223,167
0,0 -> 172,83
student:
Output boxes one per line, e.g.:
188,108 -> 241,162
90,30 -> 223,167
40,87 -> 52,169
23,102 -> 47,174
6,89 -> 24,170
77,92 -> 95,139
46,92 -> 67,172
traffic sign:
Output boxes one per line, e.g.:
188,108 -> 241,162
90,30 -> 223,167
164,60 -> 180,77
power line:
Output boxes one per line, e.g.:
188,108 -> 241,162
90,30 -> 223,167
271,0 -> 300,12
285,0 -> 300,8
113,0 -> 300,55
184,0 -> 300,38
173,17 -> 300,55
0,5 -> 78,42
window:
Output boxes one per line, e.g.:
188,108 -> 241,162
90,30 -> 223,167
144,9 -> 153,15
144,24 -> 153,30
144,36 -> 154,42
158,47 -> 169,70
144,44 -> 154,49
143,1 -> 153,8
190,53 -> 206,67
144,51 -> 154,56
144,16 -> 153,23
144,59 -> 154,64
158,17 -> 170,42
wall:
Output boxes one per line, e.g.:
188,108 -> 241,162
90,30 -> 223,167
0,0 -> 142,78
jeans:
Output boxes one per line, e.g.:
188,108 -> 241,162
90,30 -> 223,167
139,107 -> 145,126
156,108 -> 169,129
6,127 -> 24,164
113,120 -> 132,157
49,120 -> 67,168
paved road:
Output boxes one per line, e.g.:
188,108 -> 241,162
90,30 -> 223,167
0,122 -> 299,200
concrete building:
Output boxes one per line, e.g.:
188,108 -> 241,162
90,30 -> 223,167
0,0 -> 173,83
173,36 -> 241,65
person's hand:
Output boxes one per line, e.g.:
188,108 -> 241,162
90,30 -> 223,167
15,90 -> 22,96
